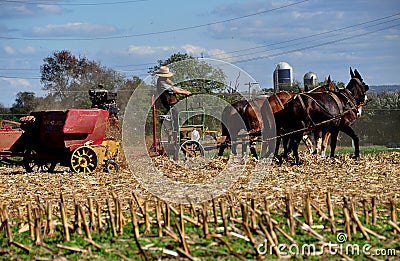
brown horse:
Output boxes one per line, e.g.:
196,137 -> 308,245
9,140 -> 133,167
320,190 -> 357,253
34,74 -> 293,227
262,68 -> 369,164
267,77 -> 337,160
217,91 -> 296,157
218,77 -> 336,158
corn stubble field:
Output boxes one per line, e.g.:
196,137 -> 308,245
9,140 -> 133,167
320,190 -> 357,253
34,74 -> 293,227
0,151 -> 399,260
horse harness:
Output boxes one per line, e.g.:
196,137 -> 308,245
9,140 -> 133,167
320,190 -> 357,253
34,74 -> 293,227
272,91 -> 293,111
294,87 -> 360,129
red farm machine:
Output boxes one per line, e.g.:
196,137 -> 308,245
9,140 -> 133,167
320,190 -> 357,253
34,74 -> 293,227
0,89 -> 120,174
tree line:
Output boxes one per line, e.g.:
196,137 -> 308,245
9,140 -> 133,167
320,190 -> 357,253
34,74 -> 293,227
1,50 -> 399,146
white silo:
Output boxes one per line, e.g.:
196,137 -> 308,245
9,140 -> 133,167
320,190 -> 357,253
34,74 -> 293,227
303,72 -> 318,92
273,61 -> 293,92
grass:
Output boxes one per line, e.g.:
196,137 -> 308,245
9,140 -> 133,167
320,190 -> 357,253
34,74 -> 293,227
1,203 -> 399,260
329,145 -> 400,155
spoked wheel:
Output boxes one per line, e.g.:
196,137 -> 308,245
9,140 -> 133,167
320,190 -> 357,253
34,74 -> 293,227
70,146 -> 98,173
23,149 -> 56,172
179,140 -> 205,159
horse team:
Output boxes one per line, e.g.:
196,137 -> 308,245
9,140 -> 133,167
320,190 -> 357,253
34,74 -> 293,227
218,68 -> 369,164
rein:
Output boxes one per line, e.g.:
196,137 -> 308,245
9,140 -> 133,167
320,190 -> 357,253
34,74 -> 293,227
266,82 -> 366,141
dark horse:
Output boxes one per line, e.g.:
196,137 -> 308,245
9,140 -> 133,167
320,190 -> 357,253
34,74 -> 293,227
217,91 -> 295,157
262,68 -> 369,164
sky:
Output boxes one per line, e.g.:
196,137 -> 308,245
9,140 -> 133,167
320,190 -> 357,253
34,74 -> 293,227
1,0 -> 400,107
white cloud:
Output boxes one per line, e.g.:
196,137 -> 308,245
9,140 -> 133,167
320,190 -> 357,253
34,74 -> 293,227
1,77 -> 31,87
3,46 -> 36,55
0,2 -> 65,19
32,22 -> 117,36
37,4 -> 63,14
4,46 -> 15,54
182,44 -> 206,55
127,45 -> 175,55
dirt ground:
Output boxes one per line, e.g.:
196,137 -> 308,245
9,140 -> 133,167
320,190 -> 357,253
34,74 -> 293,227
0,151 -> 399,216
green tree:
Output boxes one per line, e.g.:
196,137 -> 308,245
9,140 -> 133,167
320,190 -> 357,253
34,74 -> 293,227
10,92 -> 37,117
117,76 -> 143,113
148,52 -> 226,94
0,103 -> 10,120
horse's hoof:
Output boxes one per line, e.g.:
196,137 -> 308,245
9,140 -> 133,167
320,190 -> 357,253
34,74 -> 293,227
351,155 -> 360,160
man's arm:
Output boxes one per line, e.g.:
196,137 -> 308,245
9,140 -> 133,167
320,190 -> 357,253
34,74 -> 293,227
173,87 -> 191,96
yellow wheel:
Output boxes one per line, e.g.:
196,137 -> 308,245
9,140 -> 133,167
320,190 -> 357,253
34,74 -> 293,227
70,146 -> 98,173
179,140 -> 205,159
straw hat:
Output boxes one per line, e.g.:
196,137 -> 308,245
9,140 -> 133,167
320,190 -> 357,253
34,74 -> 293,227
155,66 -> 173,77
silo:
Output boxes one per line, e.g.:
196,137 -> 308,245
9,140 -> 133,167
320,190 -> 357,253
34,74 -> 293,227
273,61 -> 293,92
303,71 -> 318,92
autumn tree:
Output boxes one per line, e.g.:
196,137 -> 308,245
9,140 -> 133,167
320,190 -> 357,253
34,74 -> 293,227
40,50 -> 125,109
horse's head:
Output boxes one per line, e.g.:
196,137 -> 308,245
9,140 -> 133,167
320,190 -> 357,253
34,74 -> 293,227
323,75 -> 337,91
347,68 -> 369,116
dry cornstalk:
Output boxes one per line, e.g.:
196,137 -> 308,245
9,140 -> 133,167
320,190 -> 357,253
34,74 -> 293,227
2,207 -> 13,245
78,205 -> 92,240
295,216 -> 325,241
143,201 -> 151,235
285,193 -> 295,235
84,237 -> 102,249
59,201 -> 70,242
241,219 -> 261,259
364,227 -> 387,240
88,197 -> 95,231
34,208 -> 42,245
179,204 -> 185,236
240,203 -> 248,226
303,193 -> 312,226
117,199 -> 124,235
175,217 -> 190,254
212,198 -> 218,228
27,202 -> 34,240
202,203 -> 209,238
210,233 -> 248,261
164,202 -> 171,229
46,201 -> 54,237
343,202 -> 352,242
326,192 -> 336,233
372,196 -> 377,225
389,198 -> 397,235
107,198 -> 117,237
155,200 -> 163,237
259,221 -> 280,257
97,201 -> 103,232
250,198 -> 257,230
176,247 -> 198,261
346,197 -> 370,241
264,213 -> 278,245
130,201 -> 140,239
74,200 -> 82,235
132,192 -> 145,216
388,220 -> 400,234
113,194 -> 120,233
219,200 -> 229,236
362,199 -> 369,225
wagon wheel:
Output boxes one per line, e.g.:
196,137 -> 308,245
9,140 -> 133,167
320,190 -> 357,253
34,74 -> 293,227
179,140 -> 205,159
104,160 -> 119,173
23,149 -> 56,173
70,146 -> 98,173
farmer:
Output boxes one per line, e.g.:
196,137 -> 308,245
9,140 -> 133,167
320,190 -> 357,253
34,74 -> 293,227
156,65 -> 191,113
156,65 -> 191,141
